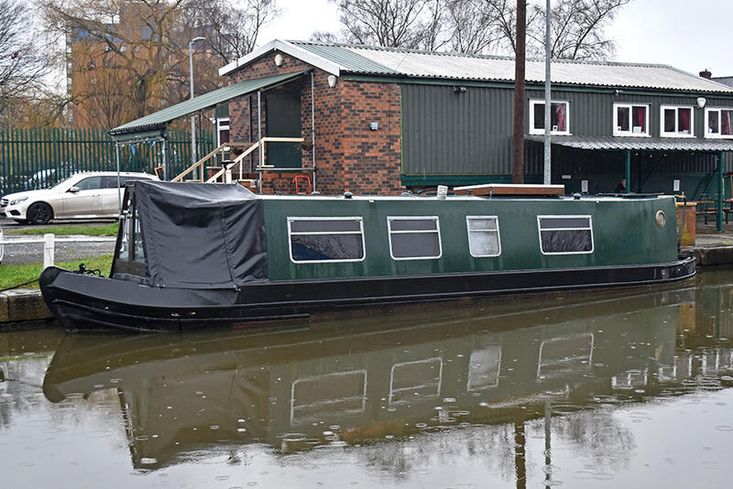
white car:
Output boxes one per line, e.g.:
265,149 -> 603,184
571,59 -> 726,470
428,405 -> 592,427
0,172 -> 159,225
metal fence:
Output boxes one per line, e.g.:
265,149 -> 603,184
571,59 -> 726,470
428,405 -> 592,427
0,128 -> 214,196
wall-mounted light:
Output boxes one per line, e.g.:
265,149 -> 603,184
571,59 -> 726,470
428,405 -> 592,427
369,121 -> 379,131
696,97 -> 707,108
327,74 -> 338,88
274,53 -> 284,67
453,85 -> 467,94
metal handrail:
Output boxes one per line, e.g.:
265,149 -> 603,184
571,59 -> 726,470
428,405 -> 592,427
206,137 -> 305,184
171,142 -> 251,182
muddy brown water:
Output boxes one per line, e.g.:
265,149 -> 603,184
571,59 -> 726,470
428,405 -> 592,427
2,271 -> 733,488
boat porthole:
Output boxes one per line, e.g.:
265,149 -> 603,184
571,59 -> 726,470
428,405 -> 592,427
655,210 -> 666,228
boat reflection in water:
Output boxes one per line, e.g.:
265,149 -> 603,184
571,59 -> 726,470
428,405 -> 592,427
42,281 -> 733,472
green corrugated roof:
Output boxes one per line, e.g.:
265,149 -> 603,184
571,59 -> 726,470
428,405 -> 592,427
109,71 -> 306,137
292,43 -> 396,74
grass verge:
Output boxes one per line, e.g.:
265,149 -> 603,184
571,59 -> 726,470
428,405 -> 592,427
0,255 -> 114,290
4,223 -> 118,236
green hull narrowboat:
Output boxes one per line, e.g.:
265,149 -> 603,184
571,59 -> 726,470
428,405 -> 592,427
39,181 -> 694,332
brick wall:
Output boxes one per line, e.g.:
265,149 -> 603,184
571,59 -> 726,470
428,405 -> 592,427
224,51 -> 404,195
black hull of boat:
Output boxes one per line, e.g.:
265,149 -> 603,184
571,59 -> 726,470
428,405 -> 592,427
39,257 -> 696,332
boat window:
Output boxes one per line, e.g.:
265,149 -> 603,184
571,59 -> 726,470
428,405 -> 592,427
466,216 -> 501,257
288,217 -> 365,263
387,217 -> 442,260
389,358 -> 443,406
290,370 -> 367,425
467,346 -> 502,391
537,215 -> 593,254
132,208 -> 145,262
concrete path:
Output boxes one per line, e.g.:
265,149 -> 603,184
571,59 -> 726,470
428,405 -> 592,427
1,218 -> 116,265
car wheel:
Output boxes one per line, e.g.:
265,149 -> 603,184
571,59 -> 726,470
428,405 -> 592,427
27,202 -> 54,225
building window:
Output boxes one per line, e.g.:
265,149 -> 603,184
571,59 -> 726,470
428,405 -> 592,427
388,217 -> 442,260
614,103 -> 649,136
660,106 -> 694,137
529,100 -> 570,135
537,216 -> 593,255
466,216 -> 501,257
705,108 -> 733,138
288,217 -> 365,263
216,117 -> 230,146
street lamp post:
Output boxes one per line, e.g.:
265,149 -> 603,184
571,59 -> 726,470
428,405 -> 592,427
189,36 -> 206,180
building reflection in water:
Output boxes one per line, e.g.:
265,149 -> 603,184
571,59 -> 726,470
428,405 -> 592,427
33,271 -> 733,483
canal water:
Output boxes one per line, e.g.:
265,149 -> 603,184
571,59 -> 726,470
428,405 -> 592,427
2,272 -> 733,488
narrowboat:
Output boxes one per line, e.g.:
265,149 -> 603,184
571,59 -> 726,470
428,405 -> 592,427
39,181 -> 695,332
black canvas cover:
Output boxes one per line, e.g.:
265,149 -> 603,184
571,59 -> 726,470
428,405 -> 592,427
134,181 -> 267,289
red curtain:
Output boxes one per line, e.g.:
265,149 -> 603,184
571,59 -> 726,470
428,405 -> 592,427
678,109 -> 691,133
723,111 -> 732,136
634,107 -> 646,131
555,104 -> 566,131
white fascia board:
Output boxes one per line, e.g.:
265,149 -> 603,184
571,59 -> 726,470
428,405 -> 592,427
219,39 -> 342,77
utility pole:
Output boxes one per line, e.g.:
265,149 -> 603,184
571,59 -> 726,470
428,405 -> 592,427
513,0 -> 527,184
543,0 -> 552,185
189,37 -> 206,179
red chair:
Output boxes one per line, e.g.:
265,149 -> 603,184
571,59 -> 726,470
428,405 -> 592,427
292,175 -> 312,195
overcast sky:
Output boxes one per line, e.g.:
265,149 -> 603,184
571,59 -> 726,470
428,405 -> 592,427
256,0 -> 733,78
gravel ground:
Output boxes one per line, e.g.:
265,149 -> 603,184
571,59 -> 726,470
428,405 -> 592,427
1,218 -> 116,265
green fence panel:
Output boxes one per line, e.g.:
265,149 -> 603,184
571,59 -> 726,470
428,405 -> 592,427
0,128 -> 215,195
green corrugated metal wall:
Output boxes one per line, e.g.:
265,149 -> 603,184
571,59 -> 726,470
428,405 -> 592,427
401,82 -> 733,180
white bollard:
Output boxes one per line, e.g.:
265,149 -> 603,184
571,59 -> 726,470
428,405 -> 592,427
225,168 -> 232,183
43,233 -> 55,269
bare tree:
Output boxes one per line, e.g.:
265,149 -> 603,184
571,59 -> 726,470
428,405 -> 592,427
181,0 -> 276,65
529,0 -> 630,60
40,0 -> 275,128
0,0 -> 49,101
445,0 -> 501,54
321,0 -> 630,60
326,0 -> 447,50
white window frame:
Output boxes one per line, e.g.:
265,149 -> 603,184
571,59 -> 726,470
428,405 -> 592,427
537,215 -> 594,255
660,105 -> 695,138
529,99 -> 571,136
613,103 -> 650,137
388,357 -> 443,406
387,216 -> 442,261
704,107 -> 733,139
216,117 -> 230,146
287,216 -> 366,264
290,369 -> 367,425
466,215 -> 501,257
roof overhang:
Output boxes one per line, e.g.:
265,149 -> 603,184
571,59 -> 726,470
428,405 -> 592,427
529,136 -> 733,152
109,71 -> 307,142
219,40 -> 341,77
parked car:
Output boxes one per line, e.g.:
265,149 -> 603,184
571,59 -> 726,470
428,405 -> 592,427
0,172 -> 159,225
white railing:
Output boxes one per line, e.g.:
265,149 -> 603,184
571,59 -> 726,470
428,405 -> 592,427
0,233 -> 116,268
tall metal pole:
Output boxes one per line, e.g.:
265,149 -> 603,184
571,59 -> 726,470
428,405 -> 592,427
513,0 -> 527,184
543,0 -> 552,185
189,37 -> 205,179
115,143 -> 121,212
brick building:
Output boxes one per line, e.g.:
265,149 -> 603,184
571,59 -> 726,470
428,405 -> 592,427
112,39 -> 733,200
